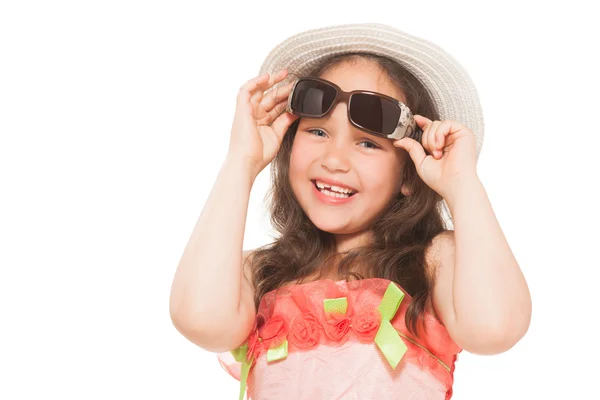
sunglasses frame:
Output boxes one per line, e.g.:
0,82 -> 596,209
285,76 -> 422,141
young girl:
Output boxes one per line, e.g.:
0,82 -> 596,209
170,23 -> 531,400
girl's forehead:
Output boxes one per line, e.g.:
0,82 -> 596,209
320,64 -> 406,104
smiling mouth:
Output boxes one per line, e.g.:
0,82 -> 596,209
311,180 -> 357,197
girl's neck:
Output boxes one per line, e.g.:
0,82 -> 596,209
334,229 -> 374,253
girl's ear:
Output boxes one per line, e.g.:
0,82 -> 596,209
400,182 -> 413,197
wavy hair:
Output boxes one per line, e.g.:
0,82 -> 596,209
247,52 -> 448,338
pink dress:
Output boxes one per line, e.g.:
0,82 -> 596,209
217,277 -> 462,400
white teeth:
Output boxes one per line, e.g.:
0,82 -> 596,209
321,189 -> 350,198
315,180 -> 355,194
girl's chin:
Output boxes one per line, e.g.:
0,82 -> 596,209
308,215 -> 353,234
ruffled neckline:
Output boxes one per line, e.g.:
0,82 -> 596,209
257,277 -> 448,324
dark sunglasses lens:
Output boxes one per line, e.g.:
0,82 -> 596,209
291,80 -> 337,116
349,93 -> 400,135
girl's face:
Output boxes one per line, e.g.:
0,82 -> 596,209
289,60 -> 411,252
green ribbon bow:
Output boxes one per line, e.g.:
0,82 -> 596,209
374,282 -> 407,369
321,283 -> 407,369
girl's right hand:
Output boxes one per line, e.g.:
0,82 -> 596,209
227,69 -> 299,175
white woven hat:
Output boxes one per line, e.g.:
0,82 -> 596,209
258,22 -> 485,159
258,22 -> 485,228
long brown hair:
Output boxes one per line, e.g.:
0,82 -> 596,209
247,52 -> 447,338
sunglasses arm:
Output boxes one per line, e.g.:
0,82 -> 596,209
383,100 -> 424,143
385,118 -> 423,143
409,124 -> 424,143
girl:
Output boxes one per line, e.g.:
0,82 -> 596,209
170,23 -> 531,400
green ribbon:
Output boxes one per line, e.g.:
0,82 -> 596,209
230,342 -> 251,400
266,339 -> 288,362
323,297 -> 348,315
374,282 -> 407,369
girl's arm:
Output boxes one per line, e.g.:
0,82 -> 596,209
429,174 -> 532,355
169,154 -> 259,353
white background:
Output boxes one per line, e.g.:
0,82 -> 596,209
1,0 -> 598,399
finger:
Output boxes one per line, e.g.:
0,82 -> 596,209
270,110 -> 299,143
239,72 -> 270,98
257,98 -> 288,126
434,122 -> 448,159
251,69 -> 288,119
261,80 -> 294,116
237,73 -> 271,112
425,120 -> 440,157
433,121 -> 444,156
393,137 -> 427,171
413,114 -> 431,130
437,120 -> 467,156
263,69 -> 292,99
414,115 -> 433,152
251,69 -> 288,114
433,120 -> 452,158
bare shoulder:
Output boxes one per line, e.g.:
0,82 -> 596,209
424,230 -> 456,323
424,230 -> 456,271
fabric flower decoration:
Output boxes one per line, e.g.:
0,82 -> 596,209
323,314 -> 351,342
260,314 -> 287,350
289,312 -> 321,349
351,309 -> 382,342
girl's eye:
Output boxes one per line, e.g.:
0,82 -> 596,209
307,128 -> 327,137
307,129 -> 381,150
359,140 -> 381,150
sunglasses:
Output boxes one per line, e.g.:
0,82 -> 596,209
285,77 -> 423,142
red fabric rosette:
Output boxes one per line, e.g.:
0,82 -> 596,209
323,313 -> 351,342
260,314 -> 287,350
351,309 -> 382,342
288,312 -> 321,349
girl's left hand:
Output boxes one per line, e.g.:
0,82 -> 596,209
393,115 -> 478,198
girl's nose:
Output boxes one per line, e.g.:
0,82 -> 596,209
321,142 -> 351,173
320,102 -> 353,173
